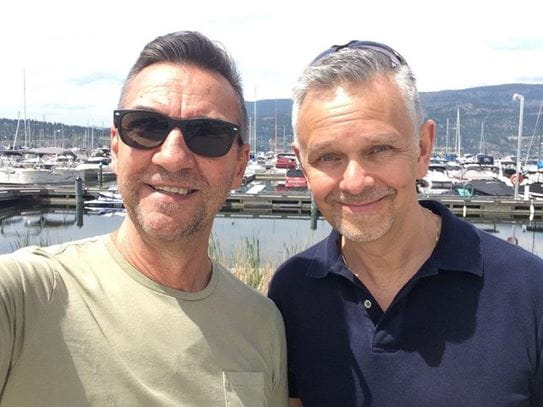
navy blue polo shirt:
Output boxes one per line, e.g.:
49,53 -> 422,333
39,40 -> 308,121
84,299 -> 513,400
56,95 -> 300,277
268,200 -> 543,406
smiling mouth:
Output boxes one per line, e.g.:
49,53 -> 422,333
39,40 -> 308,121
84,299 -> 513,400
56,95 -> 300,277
151,185 -> 196,196
341,196 -> 386,206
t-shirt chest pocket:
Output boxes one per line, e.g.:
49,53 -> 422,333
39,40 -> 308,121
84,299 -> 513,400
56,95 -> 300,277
222,371 -> 267,407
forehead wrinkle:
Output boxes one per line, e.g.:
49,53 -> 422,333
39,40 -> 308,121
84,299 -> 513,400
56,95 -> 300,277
307,132 -> 400,152
123,63 -> 240,123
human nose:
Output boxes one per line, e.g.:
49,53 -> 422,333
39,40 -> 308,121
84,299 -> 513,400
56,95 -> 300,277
339,159 -> 374,194
151,128 -> 196,171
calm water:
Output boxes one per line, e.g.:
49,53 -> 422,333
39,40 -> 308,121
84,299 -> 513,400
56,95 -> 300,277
0,205 -> 542,260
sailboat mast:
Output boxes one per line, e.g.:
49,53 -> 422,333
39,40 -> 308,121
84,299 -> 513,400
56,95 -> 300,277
456,108 -> 461,157
253,87 -> 257,153
274,100 -> 278,154
13,112 -> 21,149
23,69 -> 28,147
445,118 -> 449,155
480,120 -> 485,154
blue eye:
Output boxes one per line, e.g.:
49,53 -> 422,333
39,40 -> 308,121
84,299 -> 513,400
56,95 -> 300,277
321,153 -> 337,161
372,145 -> 392,153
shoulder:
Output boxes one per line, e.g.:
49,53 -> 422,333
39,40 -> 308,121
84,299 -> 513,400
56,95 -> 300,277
274,236 -> 329,279
214,262 -> 282,317
479,228 -> 543,268
268,235 -> 332,304
0,235 -> 109,300
478,229 -> 543,285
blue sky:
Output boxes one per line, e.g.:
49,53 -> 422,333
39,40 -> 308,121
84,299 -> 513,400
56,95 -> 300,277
1,0 -> 542,128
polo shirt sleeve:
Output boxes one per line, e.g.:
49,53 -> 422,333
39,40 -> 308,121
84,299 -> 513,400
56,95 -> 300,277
535,317 -> 543,405
268,270 -> 300,398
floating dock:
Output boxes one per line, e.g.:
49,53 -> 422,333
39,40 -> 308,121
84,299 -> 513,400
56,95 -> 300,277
1,185 -> 543,220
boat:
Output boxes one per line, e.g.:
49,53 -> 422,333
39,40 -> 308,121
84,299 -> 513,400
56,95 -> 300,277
461,163 -> 500,181
0,147 -> 85,185
84,190 -> 124,209
73,162 -> 115,183
0,166 -> 85,185
418,164 -> 457,195
466,179 -> 514,196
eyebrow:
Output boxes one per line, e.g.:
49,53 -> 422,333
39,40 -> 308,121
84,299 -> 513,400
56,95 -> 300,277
130,105 -> 161,113
307,133 -> 399,153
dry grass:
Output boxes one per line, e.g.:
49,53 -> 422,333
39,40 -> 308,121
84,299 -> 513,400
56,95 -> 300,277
209,235 -> 278,294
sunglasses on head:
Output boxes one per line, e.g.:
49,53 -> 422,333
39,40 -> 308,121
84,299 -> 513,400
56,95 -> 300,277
310,40 -> 407,68
113,109 -> 241,158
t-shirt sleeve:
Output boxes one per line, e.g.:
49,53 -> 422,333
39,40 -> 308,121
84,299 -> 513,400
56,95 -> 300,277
0,251 -> 57,392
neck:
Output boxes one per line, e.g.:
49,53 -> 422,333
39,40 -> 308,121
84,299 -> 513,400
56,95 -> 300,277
341,204 -> 441,310
112,219 -> 213,292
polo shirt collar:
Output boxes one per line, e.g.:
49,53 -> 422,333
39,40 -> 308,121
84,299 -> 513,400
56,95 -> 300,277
305,200 -> 483,279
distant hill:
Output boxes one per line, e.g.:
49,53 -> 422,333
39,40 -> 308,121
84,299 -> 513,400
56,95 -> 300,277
420,84 -> 543,156
245,84 -> 543,156
0,119 -> 108,150
1,83 -> 542,156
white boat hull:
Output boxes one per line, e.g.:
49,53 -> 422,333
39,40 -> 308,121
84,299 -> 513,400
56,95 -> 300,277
0,167 -> 85,185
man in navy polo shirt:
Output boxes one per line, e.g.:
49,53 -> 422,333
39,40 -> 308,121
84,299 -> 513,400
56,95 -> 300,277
268,41 -> 543,406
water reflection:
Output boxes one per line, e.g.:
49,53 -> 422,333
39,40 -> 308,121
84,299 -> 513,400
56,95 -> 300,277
0,204 -> 541,259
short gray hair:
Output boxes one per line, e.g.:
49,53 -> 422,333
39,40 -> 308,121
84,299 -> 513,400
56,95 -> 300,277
119,31 -> 248,144
292,48 -> 423,142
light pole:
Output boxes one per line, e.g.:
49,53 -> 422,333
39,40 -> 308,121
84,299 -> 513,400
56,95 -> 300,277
512,93 -> 524,200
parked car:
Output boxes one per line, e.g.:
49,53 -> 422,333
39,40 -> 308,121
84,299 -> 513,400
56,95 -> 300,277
285,168 -> 307,189
275,153 -> 298,169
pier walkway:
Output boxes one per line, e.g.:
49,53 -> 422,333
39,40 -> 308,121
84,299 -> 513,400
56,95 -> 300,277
1,185 -> 543,221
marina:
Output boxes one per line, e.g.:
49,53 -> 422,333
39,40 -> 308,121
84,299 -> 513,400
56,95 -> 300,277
3,142 -> 543,260
2,182 -> 543,221
1,173 -> 543,260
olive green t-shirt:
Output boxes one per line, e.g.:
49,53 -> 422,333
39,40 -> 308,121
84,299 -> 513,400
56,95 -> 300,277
0,235 -> 287,406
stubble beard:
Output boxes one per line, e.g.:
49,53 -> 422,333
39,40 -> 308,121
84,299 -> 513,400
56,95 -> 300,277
119,169 -> 234,243
325,187 -> 397,243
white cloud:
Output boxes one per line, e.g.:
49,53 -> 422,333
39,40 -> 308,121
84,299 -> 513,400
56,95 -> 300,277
0,0 -> 542,127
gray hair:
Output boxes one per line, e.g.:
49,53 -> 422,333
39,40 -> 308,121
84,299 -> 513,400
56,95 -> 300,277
118,31 -> 248,144
292,48 -> 423,142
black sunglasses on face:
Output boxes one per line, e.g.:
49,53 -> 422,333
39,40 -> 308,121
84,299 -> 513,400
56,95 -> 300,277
310,40 -> 407,68
113,109 -> 241,158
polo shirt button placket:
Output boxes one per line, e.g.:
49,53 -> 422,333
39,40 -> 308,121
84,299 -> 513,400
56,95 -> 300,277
363,299 -> 372,309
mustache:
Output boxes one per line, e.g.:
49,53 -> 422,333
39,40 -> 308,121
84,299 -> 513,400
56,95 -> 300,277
331,187 -> 395,204
139,167 -> 206,187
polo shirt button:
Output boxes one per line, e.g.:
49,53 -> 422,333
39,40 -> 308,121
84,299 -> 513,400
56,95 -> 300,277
363,299 -> 372,309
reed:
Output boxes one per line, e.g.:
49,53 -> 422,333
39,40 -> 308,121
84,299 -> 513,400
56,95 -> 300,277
208,234 -> 289,293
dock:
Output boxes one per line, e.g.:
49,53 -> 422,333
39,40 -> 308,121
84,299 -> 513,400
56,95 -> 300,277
1,185 -> 543,221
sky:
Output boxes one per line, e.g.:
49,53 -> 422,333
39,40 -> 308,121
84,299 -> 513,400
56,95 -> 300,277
1,0 -> 542,128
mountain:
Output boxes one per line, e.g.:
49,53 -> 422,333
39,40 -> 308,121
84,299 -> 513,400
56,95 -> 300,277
0,119 -> 108,150
245,84 -> 543,156
1,84 -> 542,156
420,84 -> 543,156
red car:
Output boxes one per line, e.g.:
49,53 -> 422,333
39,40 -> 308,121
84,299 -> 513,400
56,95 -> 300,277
275,153 -> 298,169
285,168 -> 308,189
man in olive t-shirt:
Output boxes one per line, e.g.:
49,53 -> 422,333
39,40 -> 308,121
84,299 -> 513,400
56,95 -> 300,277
0,30 -> 287,407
